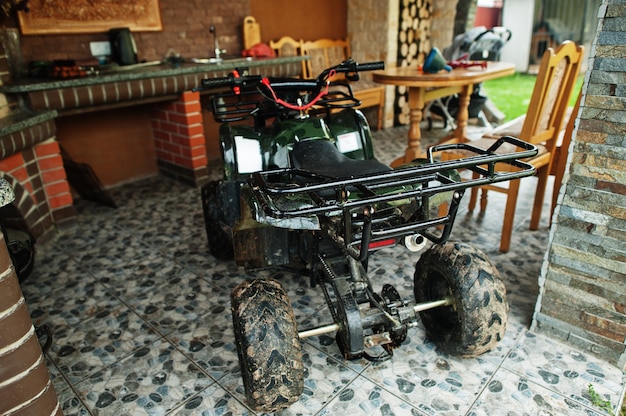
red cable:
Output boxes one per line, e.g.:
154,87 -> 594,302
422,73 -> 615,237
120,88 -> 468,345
261,70 -> 336,111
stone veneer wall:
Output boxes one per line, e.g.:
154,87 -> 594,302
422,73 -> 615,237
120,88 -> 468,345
348,0 -> 398,129
429,0 -> 459,50
348,0 -> 457,128
532,0 -> 626,369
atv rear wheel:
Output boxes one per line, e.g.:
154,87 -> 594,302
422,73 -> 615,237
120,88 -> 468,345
231,279 -> 304,411
201,181 -> 234,260
414,241 -> 508,357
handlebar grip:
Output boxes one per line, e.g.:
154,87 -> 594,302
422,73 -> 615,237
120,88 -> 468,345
193,76 -> 233,92
355,61 -> 385,71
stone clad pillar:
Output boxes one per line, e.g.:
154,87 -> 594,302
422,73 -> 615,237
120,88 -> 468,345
0,179 -> 63,416
531,0 -> 626,369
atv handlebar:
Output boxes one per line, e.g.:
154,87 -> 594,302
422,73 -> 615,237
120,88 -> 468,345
317,60 -> 384,82
194,59 -> 384,93
350,61 -> 385,72
194,59 -> 385,121
196,72 -> 263,91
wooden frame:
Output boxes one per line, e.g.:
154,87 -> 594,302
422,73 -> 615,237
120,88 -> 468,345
17,0 -> 162,35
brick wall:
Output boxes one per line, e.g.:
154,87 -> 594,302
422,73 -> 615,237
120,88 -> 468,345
18,0 -> 250,66
151,91 -> 208,186
0,128 -> 74,240
1,23 -> 73,240
532,0 -> 626,369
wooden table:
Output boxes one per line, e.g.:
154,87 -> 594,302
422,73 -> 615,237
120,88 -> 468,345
373,61 -> 515,166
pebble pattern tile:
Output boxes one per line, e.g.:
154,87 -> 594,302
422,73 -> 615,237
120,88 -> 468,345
19,125 -> 624,415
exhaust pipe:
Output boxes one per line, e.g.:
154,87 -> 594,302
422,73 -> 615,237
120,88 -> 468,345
403,234 -> 427,252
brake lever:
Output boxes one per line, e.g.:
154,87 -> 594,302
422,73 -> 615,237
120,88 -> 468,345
345,72 -> 360,82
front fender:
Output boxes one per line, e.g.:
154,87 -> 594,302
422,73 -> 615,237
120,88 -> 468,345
240,185 -> 320,230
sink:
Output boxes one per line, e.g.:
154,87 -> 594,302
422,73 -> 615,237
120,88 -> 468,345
190,57 -> 253,65
191,58 -> 221,64
97,61 -> 163,73
91,56 -> 254,75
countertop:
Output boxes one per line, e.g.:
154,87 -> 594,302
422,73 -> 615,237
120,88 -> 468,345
0,56 -> 307,93
0,109 -> 57,137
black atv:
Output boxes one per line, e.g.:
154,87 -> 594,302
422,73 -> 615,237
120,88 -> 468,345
195,59 -> 537,412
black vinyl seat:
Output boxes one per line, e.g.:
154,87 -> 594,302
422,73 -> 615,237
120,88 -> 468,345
290,139 -> 390,179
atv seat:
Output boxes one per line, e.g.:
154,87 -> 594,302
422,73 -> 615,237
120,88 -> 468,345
291,139 -> 390,179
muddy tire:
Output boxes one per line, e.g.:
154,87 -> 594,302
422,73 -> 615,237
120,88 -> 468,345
414,241 -> 508,357
231,279 -> 304,411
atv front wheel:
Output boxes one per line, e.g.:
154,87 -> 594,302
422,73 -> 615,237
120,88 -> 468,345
414,241 -> 508,357
231,279 -> 304,411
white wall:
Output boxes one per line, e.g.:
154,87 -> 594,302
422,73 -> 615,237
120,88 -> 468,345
501,0 -> 535,72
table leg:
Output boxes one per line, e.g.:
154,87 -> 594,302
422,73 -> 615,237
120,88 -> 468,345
392,86 -> 426,167
452,84 -> 472,144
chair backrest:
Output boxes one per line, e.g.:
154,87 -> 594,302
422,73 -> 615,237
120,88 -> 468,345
269,36 -> 305,77
269,36 -> 303,57
550,89 -> 582,218
301,38 -> 351,80
520,40 -> 584,151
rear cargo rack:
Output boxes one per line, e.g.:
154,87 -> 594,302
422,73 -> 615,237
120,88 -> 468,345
248,136 -> 537,247
250,137 -> 536,215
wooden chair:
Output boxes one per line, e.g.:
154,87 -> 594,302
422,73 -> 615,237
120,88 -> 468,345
269,36 -> 305,77
549,89 -> 581,223
466,40 -> 584,252
269,36 -> 303,57
300,38 -> 385,130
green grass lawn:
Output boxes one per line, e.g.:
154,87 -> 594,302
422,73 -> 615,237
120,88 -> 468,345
482,72 -> 584,122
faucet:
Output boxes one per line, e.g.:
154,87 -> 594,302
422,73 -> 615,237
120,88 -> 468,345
210,24 -> 227,60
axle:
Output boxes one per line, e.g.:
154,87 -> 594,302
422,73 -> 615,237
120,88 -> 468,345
297,295 -> 454,339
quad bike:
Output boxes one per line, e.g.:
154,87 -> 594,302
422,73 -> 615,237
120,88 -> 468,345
195,60 -> 537,412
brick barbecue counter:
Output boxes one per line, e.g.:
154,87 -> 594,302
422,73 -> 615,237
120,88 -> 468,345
0,110 -> 69,241
0,56 -> 306,239
0,56 -> 306,114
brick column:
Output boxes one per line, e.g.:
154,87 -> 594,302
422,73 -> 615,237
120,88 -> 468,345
1,113 -> 75,240
0,225 -> 63,416
0,151 -> 53,240
151,91 -> 209,186
34,140 -> 74,227
0,138 -> 75,240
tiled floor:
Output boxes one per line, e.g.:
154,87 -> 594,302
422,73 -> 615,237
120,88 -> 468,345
20,124 -> 625,415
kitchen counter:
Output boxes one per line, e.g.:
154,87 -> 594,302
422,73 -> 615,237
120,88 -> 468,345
0,109 -> 58,160
0,56 -> 304,92
0,56 -> 306,114
0,109 -> 57,136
